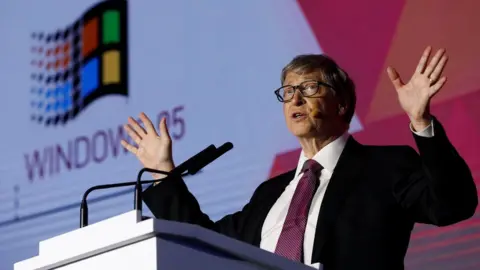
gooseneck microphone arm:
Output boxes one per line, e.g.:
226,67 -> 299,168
80,168 -> 175,228
134,168 -> 171,212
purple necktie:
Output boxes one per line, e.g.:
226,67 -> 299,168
274,159 -> 322,262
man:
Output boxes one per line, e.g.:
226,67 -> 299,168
121,46 -> 478,269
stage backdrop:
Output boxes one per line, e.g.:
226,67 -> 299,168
0,1 -> 478,269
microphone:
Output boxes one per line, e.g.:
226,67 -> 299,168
134,144 -> 217,213
310,109 -> 321,119
80,142 -> 233,228
171,144 -> 217,176
188,142 -> 233,175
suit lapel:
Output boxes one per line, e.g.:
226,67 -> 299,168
311,136 -> 366,263
251,169 -> 296,246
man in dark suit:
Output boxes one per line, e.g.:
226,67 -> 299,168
121,46 -> 478,269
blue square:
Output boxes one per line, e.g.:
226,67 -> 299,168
63,97 -> 71,111
55,86 -> 62,96
81,58 -> 99,98
55,101 -> 61,112
62,82 -> 72,111
45,88 -> 54,98
63,81 -> 72,96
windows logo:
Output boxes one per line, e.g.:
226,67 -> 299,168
30,0 -> 128,127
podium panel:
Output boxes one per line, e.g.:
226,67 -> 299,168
14,211 -> 314,270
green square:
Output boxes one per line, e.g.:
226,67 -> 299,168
103,10 -> 120,44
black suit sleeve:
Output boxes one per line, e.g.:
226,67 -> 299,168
394,117 -> 478,226
142,175 -> 259,240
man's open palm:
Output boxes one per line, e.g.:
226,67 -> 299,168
387,46 -> 448,127
121,113 -> 174,175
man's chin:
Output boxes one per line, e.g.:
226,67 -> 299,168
287,121 -> 321,138
290,128 -> 316,138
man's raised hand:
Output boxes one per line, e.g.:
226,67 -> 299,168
121,112 -> 175,178
387,46 -> 448,131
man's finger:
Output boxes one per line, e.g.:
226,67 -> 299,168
424,49 -> 445,77
128,116 -> 147,136
158,117 -> 171,141
139,112 -> 157,135
387,67 -> 404,90
429,54 -> 448,82
415,46 -> 432,74
429,76 -> 447,97
124,124 -> 142,145
121,140 -> 138,155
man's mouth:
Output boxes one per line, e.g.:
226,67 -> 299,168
291,112 -> 307,119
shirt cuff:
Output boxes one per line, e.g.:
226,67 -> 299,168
410,120 -> 435,137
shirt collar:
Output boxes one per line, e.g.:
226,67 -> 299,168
295,132 -> 350,177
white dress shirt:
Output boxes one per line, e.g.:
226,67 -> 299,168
260,122 -> 435,268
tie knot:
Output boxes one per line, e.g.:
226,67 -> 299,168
301,159 -> 323,175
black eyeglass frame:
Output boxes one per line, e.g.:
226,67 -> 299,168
274,80 -> 336,103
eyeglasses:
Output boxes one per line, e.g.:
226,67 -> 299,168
274,80 -> 335,103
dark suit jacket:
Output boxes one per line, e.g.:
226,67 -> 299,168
142,117 -> 478,270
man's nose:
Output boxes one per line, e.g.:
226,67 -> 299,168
291,89 -> 305,105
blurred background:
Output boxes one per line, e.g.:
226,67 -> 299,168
0,0 -> 479,269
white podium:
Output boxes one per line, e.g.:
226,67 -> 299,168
14,210 -> 314,270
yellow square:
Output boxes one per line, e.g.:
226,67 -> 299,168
102,50 -> 120,84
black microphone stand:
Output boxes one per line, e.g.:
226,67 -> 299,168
80,168 -> 179,228
79,142 -> 233,228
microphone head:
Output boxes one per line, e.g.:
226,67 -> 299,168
171,144 -> 217,176
216,142 -> 233,153
310,109 -> 322,119
188,142 -> 234,175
